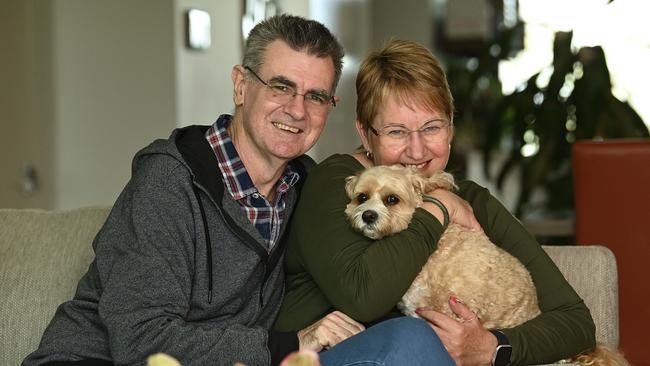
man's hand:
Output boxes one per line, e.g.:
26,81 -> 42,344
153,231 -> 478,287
416,296 -> 497,366
297,311 -> 365,352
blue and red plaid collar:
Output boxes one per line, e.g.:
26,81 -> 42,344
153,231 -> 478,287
205,115 -> 299,200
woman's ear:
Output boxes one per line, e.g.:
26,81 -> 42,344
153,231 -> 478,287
355,119 -> 371,152
232,65 -> 246,106
447,122 -> 455,142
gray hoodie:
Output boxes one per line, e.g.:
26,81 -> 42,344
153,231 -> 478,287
23,121 -> 313,366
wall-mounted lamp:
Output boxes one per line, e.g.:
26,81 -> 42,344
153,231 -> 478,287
186,9 -> 211,50
242,0 -> 278,41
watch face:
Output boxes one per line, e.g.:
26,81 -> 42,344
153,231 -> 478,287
493,345 -> 513,366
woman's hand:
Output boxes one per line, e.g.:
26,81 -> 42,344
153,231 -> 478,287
416,297 -> 497,366
297,311 -> 365,352
423,189 -> 482,231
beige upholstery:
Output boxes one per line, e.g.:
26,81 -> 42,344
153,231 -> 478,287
0,207 -> 110,366
0,207 -> 619,366
542,245 -> 619,348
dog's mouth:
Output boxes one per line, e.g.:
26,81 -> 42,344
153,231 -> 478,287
361,224 -> 383,240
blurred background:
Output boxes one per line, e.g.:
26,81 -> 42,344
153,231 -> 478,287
2,0 -> 649,231
2,1 -> 649,363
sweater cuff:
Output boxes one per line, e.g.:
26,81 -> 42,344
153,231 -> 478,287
269,330 -> 299,366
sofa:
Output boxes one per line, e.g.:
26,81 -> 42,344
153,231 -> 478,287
0,207 -> 620,365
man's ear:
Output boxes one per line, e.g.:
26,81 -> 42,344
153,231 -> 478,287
232,65 -> 246,106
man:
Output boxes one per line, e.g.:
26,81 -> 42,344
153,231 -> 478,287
23,14 -> 363,366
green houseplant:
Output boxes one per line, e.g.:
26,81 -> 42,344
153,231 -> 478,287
447,30 -> 649,219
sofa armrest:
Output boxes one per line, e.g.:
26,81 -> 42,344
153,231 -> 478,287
0,207 -> 111,366
542,245 -> 619,347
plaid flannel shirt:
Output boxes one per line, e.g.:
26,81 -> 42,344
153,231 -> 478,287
205,115 -> 299,250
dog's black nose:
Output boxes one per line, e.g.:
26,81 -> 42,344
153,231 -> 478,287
362,210 -> 378,224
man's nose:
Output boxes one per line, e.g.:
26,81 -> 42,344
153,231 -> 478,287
283,94 -> 307,120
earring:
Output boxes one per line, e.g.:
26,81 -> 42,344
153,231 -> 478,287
365,150 -> 374,161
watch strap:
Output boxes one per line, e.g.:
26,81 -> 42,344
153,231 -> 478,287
490,329 -> 509,346
490,330 -> 512,366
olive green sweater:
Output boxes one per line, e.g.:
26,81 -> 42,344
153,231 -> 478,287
274,154 -> 595,365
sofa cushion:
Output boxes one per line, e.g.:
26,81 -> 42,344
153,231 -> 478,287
0,207 -> 111,366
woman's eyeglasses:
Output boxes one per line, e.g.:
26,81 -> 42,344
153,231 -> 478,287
369,119 -> 451,146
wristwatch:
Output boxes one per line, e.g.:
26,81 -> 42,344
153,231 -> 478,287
490,330 -> 512,366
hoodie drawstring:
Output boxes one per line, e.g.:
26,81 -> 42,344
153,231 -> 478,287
192,185 -> 213,303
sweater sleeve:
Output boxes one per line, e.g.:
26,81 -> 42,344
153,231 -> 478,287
268,331 -> 299,365
461,182 -> 596,365
93,157 -> 276,366
275,155 -> 446,331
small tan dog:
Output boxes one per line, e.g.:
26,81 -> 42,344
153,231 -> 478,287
344,165 -> 628,366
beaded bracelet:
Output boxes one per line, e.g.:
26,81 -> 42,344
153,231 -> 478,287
422,195 -> 449,228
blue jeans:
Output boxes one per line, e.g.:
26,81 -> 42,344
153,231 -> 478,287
319,317 -> 455,366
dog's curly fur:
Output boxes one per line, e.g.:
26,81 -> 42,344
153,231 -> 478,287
344,165 -> 628,366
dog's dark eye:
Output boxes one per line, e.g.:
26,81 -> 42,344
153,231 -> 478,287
386,195 -> 400,206
357,193 -> 368,203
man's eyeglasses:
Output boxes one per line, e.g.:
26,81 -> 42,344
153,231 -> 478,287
369,119 -> 451,146
244,66 -> 336,110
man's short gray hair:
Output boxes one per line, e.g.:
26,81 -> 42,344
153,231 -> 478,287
243,14 -> 345,93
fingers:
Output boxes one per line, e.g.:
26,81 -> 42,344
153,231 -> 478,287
329,311 -> 366,334
450,199 -> 481,231
460,203 -> 483,232
448,296 -> 480,324
415,307 -> 459,334
318,311 -> 365,348
297,311 -> 365,352
417,297 -> 493,365
415,296 -> 482,337
318,311 -> 365,345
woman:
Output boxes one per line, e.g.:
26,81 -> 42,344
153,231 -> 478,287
274,39 -> 595,365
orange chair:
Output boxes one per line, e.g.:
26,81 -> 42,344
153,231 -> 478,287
572,139 -> 650,366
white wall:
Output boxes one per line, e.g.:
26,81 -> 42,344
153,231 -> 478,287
174,0 -> 242,126
306,0 -> 372,162
0,0 -> 55,209
289,0 -> 435,162
52,0 -> 178,209
0,0 -> 242,209
1,0 -> 439,208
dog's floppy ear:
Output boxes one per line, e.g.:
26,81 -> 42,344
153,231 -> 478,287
344,175 -> 359,199
425,171 -> 458,191
407,169 -> 429,196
